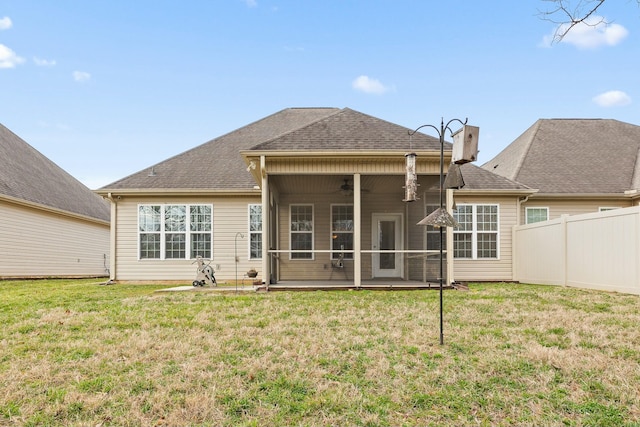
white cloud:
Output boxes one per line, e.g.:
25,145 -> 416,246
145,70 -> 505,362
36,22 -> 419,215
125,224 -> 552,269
72,70 -> 91,82
243,0 -> 257,7
33,57 -> 56,67
352,75 -> 391,95
0,44 -> 25,68
592,90 -> 631,107
543,17 -> 628,49
0,16 -> 12,30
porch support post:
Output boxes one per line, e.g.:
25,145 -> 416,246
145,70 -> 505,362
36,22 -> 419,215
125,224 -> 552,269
446,188 -> 455,284
260,155 -> 270,288
353,173 -> 362,288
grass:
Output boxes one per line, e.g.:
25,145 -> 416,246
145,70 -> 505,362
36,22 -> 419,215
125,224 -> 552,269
1,279 -> 639,426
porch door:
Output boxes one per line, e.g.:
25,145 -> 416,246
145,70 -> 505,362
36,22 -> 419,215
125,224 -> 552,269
372,213 -> 403,278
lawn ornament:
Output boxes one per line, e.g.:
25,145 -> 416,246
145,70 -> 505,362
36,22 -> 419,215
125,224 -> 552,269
192,256 -> 217,287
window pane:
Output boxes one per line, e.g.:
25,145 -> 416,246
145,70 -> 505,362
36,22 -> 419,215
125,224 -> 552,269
140,233 -> 160,259
190,233 -> 211,259
190,205 -> 212,232
476,205 -> 498,231
249,205 -> 262,231
165,233 -> 186,259
332,233 -> 353,259
139,205 -> 161,232
250,233 -> 262,259
332,205 -> 353,231
291,233 -> 312,259
453,205 -> 473,231
291,206 -> 313,231
165,205 -> 186,232
526,208 -> 548,224
477,233 -> 497,258
453,233 -> 472,258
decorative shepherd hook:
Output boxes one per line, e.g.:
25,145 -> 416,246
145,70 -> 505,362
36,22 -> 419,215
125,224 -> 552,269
408,117 -> 468,346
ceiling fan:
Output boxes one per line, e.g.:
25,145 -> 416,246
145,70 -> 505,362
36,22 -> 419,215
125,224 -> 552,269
337,178 -> 368,196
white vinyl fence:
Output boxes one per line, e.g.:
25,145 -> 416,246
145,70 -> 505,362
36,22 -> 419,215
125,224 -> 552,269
514,206 -> 640,295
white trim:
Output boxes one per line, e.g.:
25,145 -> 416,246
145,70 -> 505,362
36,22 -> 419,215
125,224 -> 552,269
525,206 -> 549,224
453,204 -> 500,260
248,203 -> 262,260
330,203 -> 354,260
137,203 -> 213,261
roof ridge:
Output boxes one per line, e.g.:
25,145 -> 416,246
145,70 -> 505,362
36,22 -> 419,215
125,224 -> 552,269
512,119 -> 543,181
248,108 -> 345,150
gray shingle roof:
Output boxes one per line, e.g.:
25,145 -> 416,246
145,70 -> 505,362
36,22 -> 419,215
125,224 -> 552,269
460,163 -> 532,191
250,108 -> 442,151
101,107 -> 341,190
482,119 -> 640,194
0,124 -> 110,222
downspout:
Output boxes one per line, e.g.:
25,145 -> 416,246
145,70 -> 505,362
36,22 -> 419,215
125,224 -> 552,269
105,193 -> 118,282
446,189 -> 455,285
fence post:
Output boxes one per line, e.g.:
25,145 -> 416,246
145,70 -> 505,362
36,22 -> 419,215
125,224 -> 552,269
561,214 -> 568,287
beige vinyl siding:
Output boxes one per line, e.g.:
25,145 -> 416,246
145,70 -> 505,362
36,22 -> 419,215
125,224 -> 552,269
0,201 -> 109,278
521,198 -> 634,224
113,196 -> 262,282
451,195 -> 519,282
267,158 -> 442,175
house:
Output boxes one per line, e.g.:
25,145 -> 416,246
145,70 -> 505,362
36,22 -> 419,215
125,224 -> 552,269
482,119 -> 640,223
0,124 -> 111,279
97,107 -> 534,286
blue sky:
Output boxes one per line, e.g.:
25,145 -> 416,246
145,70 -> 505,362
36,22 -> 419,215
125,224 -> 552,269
1,0 -> 638,189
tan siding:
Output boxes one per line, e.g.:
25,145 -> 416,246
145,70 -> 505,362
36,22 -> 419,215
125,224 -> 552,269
521,198 -> 634,224
114,196 -> 262,282
267,158 -> 441,175
451,195 -> 519,282
0,201 -> 109,278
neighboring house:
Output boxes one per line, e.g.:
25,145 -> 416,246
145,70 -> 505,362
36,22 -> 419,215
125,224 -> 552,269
482,119 -> 640,223
97,107 -> 533,286
0,124 -> 111,279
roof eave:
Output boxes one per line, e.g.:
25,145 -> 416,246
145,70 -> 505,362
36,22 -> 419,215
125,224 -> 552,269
529,192 -> 637,199
453,188 -> 538,196
241,149 -> 443,159
95,188 -> 261,197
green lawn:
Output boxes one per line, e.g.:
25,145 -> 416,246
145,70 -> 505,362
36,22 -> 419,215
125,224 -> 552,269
1,279 -> 639,426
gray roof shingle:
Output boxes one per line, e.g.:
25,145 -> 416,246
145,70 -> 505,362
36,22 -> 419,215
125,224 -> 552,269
482,119 -> 640,194
101,107 -> 341,190
0,124 -> 110,222
250,108 -> 442,151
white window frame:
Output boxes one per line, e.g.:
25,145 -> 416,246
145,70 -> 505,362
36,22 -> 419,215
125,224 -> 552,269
248,204 -> 262,260
453,204 -> 499,260
289,204 -> 314,260
137,204 -> 213,260
525,207 -> 549,224
331,204 -> 354,260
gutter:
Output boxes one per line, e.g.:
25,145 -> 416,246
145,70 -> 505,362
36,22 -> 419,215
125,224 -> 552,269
0,193 -> 110,226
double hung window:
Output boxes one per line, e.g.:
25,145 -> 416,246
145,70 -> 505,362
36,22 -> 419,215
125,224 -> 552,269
290,205 -> 313,259
331,204 -> 353,259
453,204 -> 499,259
138,204 -> 212,260
249,204 -> 262,260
